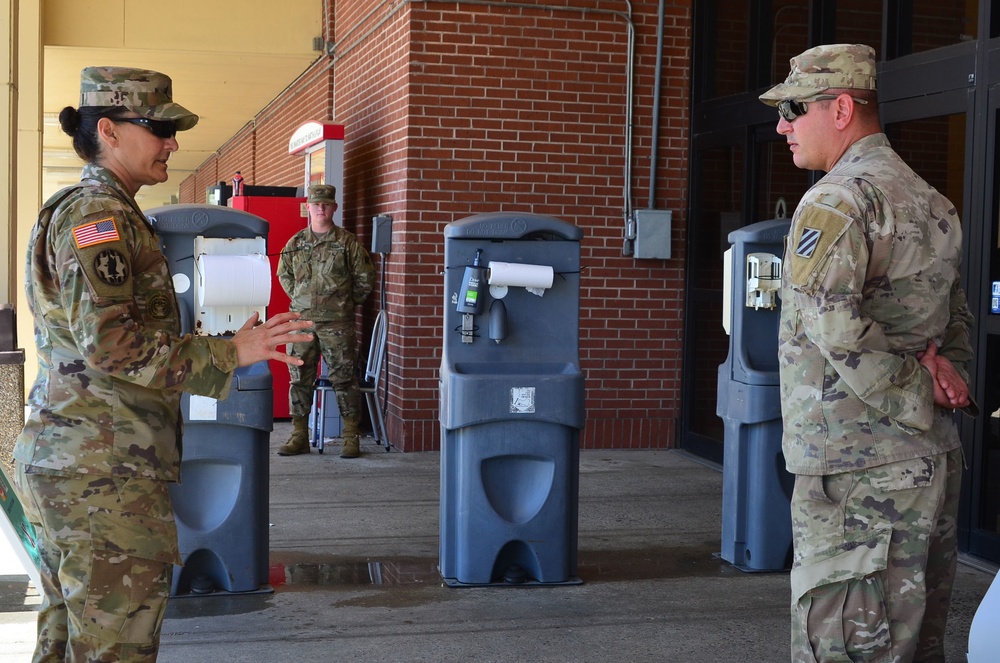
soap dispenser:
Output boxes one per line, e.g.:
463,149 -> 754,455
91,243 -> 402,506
456,249 -> 486,315
489,298 -> 507,343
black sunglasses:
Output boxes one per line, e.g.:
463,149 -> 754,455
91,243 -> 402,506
114,117 -> 178,139
777,94 -> 868,122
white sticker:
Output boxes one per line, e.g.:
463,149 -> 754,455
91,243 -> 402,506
510,387 -> 535,414
173,272 -> 191,294
189,395 -> 218,421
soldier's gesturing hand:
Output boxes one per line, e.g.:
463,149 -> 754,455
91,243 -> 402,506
233,311 -> 314,367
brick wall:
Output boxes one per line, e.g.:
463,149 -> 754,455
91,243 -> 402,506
180,0 -> 693,451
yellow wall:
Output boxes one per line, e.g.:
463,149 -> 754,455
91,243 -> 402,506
17,3 -> 42,390
1,0 -> 14,307
7,0 -> 319,398
1,2 -> 41,395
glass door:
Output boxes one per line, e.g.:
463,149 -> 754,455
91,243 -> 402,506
681,136 -> 744,463
681,124 -> 811,463
963,81 -> 1000,561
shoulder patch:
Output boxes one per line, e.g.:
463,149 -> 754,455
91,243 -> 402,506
73,216 -> 120,248
789,205 -> 853,288
66,210 -> 133,300
795,227 -> 822,258
92,248 -> 130,286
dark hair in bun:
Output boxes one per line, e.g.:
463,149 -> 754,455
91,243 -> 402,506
59,105 -> 131,162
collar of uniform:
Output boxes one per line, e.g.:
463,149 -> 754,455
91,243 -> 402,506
80,163 -> 136,203
78,162 -> 151,225
830,133 -> 891,173
307,225 -> 342,243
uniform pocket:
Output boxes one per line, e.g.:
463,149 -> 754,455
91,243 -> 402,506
865,456 -> 934,493
797,572 -> 893,662
83,508 -> 178,643
792,527 -> 893,662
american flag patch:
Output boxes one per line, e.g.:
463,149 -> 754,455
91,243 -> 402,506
795,227 -> 821,258
73,218 -> 120,248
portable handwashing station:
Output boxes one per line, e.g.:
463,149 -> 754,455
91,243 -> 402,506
150,204 -> 274,595
439,212 -> 585,586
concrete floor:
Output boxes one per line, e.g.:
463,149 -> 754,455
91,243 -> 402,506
1,420 -> 996,662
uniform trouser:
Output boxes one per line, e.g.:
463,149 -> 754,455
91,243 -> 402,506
13,464 -> 179,663
287,321 -> 362,425
789,447 -> 962,663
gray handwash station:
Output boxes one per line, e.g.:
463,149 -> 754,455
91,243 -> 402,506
717,218 -> 794,571
149,204 -> 275,595
439,212 -> 585,586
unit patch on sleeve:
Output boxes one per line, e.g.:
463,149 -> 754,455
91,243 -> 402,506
795,227 -> 821,258
789,204 -> 854,289
73,217 -> 120,248
92,249 -> 129,286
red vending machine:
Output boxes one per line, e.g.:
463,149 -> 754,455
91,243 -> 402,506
231,195 -> 308,419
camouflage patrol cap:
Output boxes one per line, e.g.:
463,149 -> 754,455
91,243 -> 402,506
79,67 -> 199,131
307,184 -> 337,204
759,44 -> 877,106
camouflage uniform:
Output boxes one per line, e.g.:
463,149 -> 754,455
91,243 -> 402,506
761,46 -> 976,662
277,200 -> 375,445
13,67 -> 234,662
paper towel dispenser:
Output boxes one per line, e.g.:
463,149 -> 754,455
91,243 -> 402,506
193,236 -> 270,336
148,204 -> 271,337
721,233 -> 784,335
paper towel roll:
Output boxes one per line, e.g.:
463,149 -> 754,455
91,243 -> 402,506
198,254 -> 272,307
487,261 -> 554,290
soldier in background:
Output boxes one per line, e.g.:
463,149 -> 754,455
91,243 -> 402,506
277,184 -> 375,458
13,67 -> 313,661
760,44 -> 977,661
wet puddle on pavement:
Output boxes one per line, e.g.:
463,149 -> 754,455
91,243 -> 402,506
164,545 -> 745,617
267,545 -> 740,591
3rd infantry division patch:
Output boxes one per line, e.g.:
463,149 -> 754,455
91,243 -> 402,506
796,227 -> 821,258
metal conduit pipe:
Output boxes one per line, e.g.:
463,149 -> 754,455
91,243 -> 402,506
647,0 -> 665,212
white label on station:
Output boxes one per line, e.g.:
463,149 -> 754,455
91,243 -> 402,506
189,395 -> 218,421
510,387 -> 536,414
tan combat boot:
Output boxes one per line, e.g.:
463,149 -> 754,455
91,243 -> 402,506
277,416 -> 311,456
340,417 -> 361,459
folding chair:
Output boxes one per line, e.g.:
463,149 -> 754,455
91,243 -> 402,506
360,309 -> 390,450
310,360 -> 342,454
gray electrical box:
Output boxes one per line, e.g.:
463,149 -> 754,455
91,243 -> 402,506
633,209 -> 672,259
372,214 -> 392,254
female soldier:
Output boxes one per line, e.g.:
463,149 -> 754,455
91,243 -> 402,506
12,66 -> 312,662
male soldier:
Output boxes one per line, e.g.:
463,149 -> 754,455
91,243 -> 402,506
277,184 -> 375,458
760,44 -> 976,661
